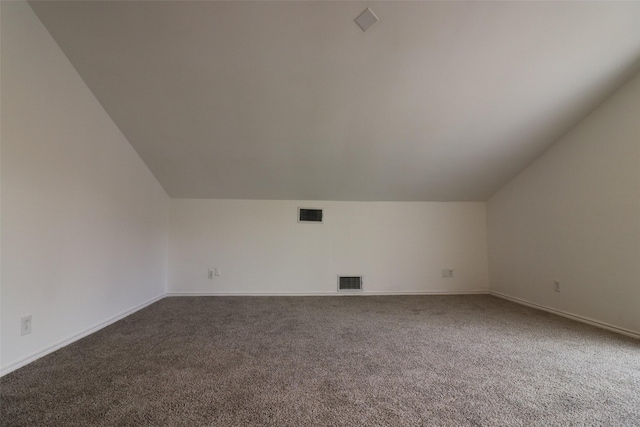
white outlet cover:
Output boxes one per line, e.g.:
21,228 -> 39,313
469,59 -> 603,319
21,315 -> 32,336
442,269 -> 454,278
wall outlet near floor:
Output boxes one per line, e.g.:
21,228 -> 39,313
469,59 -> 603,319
208,269 -> 214,279
214,268 -> 221,277
21,315 -> 32,336
554,280 -> 561,292
442,269 -> 454,278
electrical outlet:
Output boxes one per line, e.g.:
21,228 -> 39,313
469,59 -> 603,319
442,269 -> 454,278
21,315 -> 32,336
214,268 -> 221,277
554,280 -> 560,292
208,269 -> 214,279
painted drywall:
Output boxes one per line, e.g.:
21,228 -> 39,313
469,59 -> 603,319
487,69 -> 640,334
1,2 -> 170,373
169,200 -> 488,294
28,1 -> 640,201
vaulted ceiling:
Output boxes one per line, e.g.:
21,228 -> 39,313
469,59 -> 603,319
28,1 -> 640,201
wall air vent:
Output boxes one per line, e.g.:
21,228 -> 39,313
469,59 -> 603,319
338,276 -> 363,291
298,208 -> 323,223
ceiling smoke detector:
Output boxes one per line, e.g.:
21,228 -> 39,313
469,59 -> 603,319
355,8 -> 378,32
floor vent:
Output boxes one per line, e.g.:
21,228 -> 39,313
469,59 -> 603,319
338,276 -> 363,291
298,208 -> 323,223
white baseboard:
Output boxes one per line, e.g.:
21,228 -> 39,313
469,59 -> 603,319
167,290 -> 490,297
17,290 -> 629,377
490,291 -> 640,340
0,294 -> 166,377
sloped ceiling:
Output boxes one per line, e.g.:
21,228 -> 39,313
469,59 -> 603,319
28,1 -> 640,201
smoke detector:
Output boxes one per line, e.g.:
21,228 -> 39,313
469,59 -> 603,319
355,8 -> 378,32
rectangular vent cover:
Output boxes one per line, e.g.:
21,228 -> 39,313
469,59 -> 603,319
298,208 -> 323,223
338,276 -> 363,291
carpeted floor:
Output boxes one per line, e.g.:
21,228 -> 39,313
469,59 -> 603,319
1,295 -> 639,426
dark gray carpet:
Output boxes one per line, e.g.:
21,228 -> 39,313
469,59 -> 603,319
1,295 -> 639,426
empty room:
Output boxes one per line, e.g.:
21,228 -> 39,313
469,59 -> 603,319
1,1 -> 639,425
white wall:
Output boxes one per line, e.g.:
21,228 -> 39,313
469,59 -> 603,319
1,2 -> 170,373
487,70 -> 640,335
170,200 -> 488,294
